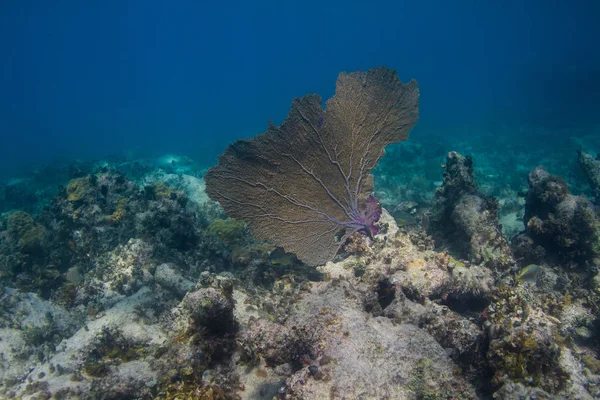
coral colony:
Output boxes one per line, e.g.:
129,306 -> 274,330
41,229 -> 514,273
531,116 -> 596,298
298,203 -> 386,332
205,67 -> 419,266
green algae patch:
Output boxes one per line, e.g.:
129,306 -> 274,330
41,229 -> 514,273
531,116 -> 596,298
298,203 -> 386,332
66,177 -> 91,201
159,381 -> 229,400
7,211 -> 36,237
82,327 -> 148,378
582,354 -> 600,374
448,256 -> 465,268
109,197 -> 128,224
207,218 -> 247,244
7,211 -> 45,254
143,183 -> 177,200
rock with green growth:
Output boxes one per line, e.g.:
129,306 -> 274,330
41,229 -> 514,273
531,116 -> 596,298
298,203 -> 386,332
206,218 -> 248,245
2,211 -> 55,294
66,177 -> 91,202
522,166 -> 600,265
143,182 -> 175,200
484,284 -> 573,394
7,211 -> 45,254
248,280 -> 477,399
430,152 -> 513,270
578,150 -> 600,199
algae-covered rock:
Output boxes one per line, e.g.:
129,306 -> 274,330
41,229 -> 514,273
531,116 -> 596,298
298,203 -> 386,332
206,218 -> 248,245
522,166 -> 600,264
1,211 -> 56,295
242,281 -> 477,399
7,211 -> 45,254
90,238 -> 154,297
578,150 -> 600,199
66,177 -> 91,202
3,287 -> 168,399
183,287 -> 235,335
430,152 -> 513,271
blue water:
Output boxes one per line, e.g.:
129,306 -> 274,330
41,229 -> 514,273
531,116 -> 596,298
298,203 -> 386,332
1,0 -> 599,179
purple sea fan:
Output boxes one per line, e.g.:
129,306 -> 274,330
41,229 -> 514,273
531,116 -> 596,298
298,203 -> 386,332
205,67 -> 419,266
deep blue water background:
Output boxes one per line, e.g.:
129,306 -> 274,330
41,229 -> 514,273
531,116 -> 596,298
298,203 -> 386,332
1,0 -> 599,179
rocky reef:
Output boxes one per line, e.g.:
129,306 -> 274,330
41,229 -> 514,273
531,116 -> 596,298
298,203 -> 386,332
513,166 -> 600,267
429,152 -> 513,272
578,150 -> 600,200
0,149 -> 599,400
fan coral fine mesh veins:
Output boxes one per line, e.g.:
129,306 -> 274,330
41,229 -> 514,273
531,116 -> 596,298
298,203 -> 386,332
205,66 -> 419,266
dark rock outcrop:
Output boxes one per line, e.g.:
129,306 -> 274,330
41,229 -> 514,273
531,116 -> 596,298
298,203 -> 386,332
578,150 -> 600,200
430,152 -> 513,270
518,166 -> 599,265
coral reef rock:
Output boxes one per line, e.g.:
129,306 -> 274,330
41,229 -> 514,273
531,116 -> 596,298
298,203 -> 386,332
242,280 -> 477,400
430,152 -> 513,270
183,287 -> 236,335
2,154 -> 600,400
578,150 -> 600,199
520,166 -> 600,265
154,262 -> 195,297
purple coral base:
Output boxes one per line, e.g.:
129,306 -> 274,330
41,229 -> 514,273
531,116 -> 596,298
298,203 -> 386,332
344,195 -> 382,238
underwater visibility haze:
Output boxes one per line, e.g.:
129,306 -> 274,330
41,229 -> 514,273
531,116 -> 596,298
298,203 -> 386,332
1,1 -> 600,399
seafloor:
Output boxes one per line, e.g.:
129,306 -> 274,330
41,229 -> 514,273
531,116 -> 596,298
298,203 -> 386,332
1,130 -> 600,399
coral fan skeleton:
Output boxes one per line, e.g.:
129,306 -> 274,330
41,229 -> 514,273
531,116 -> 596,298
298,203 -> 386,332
205,67 -> 419,265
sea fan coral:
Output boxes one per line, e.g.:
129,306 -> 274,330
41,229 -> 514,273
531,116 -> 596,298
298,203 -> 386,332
205,67 -> 419,265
